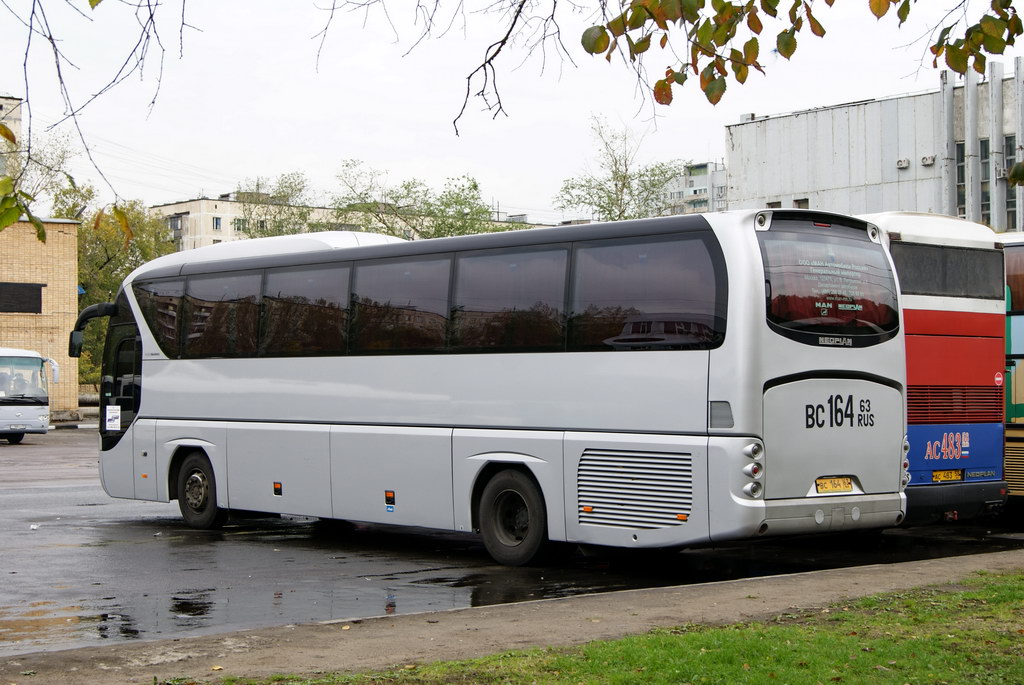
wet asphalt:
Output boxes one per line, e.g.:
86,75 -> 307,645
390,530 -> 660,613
1,427 -> 1022,658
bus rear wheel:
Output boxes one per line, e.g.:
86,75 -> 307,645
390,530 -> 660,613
479,469 -> 547,566
177,452 -> 228,529
5,433 -> 24,445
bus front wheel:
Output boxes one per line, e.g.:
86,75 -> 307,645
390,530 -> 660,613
5,433 -> 24,445
177,452 -> 228,529
479,469 -> 547,566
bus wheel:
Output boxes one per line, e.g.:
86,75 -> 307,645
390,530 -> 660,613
177,452 -> 228,529
479,469 -> 547,566
6,433 -> 24,445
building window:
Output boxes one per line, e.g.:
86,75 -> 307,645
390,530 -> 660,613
981,138 -> 991,226
1007,135 -> 1018,230
956,141 -> 966,218
212,217 -> 222,231
794,199 -> 809,209
233,218 -> 247,231
766,201 -> 782,209
0,283 -> 44,313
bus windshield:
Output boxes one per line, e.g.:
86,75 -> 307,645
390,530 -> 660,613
759,221 -> 899,344
0,356 -> 48,404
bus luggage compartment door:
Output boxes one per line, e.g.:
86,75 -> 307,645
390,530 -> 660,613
762,378 -> 903,500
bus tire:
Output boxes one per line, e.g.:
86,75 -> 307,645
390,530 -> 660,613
6,433 -> 24,445
479,469 -> 547,566
177,452 -> 228,529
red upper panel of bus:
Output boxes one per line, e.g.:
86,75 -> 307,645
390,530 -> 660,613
905,335 -> 1004,386
902,309 -> 1004,338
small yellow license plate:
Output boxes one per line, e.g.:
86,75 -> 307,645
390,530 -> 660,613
815,477 -> 853,493
932,469 -> 964,482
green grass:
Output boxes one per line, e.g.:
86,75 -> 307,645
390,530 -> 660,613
179,571 -> 1024,685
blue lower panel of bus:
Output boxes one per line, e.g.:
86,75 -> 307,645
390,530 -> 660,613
905,423 -> 1006,523
906,423 -> 1004,486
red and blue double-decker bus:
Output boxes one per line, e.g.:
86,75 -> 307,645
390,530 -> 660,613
866,213 -> 1007,523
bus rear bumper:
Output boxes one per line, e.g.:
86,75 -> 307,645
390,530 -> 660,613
903,481 -> 1008,525
758,493 -> 906,537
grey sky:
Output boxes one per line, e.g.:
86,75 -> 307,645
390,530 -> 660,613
3,1 -> 1015,224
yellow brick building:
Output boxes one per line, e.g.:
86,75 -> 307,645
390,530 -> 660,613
0,218 -> 80,418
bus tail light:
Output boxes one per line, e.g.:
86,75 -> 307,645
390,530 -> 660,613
741,441 -> 765,498
900,437 -> 911,489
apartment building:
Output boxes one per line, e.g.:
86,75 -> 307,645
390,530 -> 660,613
661,162 -> 728,215
150,194 -> 350,251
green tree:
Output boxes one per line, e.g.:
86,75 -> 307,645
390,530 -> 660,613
234,172 -> 318,238
332,160 -> 497,239
555,116 -> 684,221
0,126 -> 66,240
76,193 -> 176,384
51,181 -> 97,221
582,0 -> 1022,107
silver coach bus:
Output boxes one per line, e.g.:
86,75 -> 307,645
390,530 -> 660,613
70,210 -> 908,565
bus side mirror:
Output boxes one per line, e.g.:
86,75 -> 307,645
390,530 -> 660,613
68,330 -> 84,358
43,357 -> 59,384
69,301 -> 117,358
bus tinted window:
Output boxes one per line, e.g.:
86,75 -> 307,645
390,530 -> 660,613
452,247 -> 567,352
889,242 -> 1003,299
568,234 -> 724,351
262,264 -> 350,356
760,225 -> 898,343
133,278 -> 184,357
1005,246 -> 1024,311
183,272 -> 262,358
351,256 -> 451,353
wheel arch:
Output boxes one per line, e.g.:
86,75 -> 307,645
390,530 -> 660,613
470,461 -> 543,533
167,444 -> 210,502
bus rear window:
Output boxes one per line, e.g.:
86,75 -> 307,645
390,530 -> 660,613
758,223 -> 899,346
889,242 -> 1003,299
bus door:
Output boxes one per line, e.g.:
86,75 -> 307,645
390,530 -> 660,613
100,316 -> 155,499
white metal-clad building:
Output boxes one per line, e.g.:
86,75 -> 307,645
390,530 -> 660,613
726,58 -> 1024,232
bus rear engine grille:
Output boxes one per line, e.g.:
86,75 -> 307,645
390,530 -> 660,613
906,385 -> 1004,424
577,449 -> 693,529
